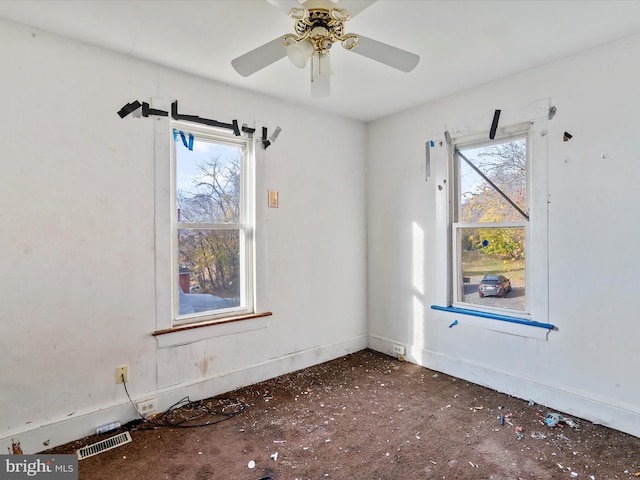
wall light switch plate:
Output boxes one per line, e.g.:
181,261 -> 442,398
268,190 -> 279,208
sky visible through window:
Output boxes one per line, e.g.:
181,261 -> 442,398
460,146 -> 484,204
175,137 -> 238,192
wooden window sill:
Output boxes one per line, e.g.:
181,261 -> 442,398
153,312 -> 272,348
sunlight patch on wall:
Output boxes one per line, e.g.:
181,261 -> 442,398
411,295 -> 425,355
411,222 -> 425,354
412,222 -> 424,294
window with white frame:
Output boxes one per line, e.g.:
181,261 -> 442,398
432,101 -> 550,334
171,123 -> 254,325
452,129 -> 530,316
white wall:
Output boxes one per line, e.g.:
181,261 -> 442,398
367,33 -> 640,437
2,15 -> 639,454
0,18 -> 367,453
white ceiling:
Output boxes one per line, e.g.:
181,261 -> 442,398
2,0 -> 640,122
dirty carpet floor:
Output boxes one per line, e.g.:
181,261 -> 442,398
43,349 -> 639,479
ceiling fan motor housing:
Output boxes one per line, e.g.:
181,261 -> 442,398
292,7 -> 349,54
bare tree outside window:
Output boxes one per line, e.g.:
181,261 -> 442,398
174,134 -> 251,319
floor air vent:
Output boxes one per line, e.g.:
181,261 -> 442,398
77,431 -> 132,460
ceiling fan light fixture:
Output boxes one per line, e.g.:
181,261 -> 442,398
288,7 -> 309,20
286,38 -> 315,68
310,72 -> 330,98
310,26 -> 330,38
341,33 -> 359,50
329,7 -> 349,22
312,52 -> 332,77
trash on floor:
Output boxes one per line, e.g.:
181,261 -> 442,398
564,418 -> 579,429
544,413 -> 565,427
515,426 -> 524,440
540,412 -> 579,428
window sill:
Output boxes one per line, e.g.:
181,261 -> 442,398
431,305 -> 554,339
153,312 -> 272,348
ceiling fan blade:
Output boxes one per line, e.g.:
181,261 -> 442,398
266,0 -> 303,15
336,0 -> 377,18
350,34 -> 420,72
231,36 -> 287,77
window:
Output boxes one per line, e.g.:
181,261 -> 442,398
452,134 -> 530,316
432,100 -> 551,334
171,123 -> 254,325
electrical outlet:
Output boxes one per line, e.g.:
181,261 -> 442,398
116,365 -> 129,384
392,344 -> 406,355
136,398 -> 158,416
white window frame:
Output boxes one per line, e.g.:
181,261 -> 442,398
170,121 -> 256,326
451,129 -> 531,317
432,99 -> 550,338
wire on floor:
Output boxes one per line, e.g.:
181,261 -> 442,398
120,373 -> 248,430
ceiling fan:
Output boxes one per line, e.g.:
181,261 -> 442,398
231,0 -> 420,98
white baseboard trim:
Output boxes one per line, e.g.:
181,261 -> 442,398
367,334 -> 640,438
1,335 -> 368,454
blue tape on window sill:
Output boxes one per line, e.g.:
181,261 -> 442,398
431,305 -> 555,330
